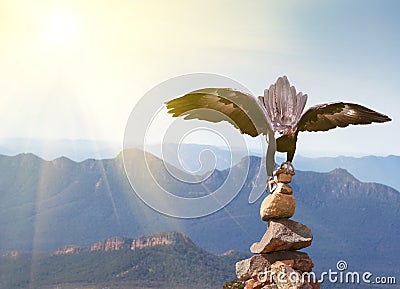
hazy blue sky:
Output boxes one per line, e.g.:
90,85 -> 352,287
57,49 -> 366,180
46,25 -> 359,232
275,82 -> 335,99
0,0 -> 399,157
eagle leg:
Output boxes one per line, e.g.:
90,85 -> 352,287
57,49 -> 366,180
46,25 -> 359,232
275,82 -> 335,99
266,133 -> 276,177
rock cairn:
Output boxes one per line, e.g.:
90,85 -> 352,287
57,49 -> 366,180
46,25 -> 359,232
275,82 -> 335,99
235,163 -> 320,289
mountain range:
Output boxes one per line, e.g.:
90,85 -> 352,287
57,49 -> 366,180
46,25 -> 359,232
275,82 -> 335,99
0,149 -> 399,281
1,139 -> 398,191
147,143 -> 400,191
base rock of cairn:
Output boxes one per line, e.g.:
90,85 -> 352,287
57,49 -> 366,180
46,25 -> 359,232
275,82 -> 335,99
235,163 -> 320,289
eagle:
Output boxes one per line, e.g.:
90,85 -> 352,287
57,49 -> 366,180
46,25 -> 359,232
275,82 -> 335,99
165,76 -> 391,176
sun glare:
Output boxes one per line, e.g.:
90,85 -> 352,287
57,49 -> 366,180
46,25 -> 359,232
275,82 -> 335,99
43,9 -> 78,45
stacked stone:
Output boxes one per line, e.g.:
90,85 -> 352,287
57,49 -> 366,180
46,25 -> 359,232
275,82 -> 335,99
236,163 -> 319,289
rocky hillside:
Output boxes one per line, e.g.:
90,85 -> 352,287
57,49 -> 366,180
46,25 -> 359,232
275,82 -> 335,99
54,231 -> 193,254
0,231 -> 249,289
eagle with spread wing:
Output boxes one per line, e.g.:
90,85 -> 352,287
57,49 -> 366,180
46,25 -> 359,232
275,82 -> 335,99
165,76 -> 391,176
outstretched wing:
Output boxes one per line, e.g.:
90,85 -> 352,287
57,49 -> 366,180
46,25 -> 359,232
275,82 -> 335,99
296,102 -> 391,132
166,88 -> 276,177
166,88 -> 273,137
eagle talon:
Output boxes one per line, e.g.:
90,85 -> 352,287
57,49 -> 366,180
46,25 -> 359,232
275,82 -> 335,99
266,177 -> 277,193
280,161 -> 295,175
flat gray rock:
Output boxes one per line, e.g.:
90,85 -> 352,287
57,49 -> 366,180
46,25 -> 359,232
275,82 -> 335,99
250,219 -> 313,254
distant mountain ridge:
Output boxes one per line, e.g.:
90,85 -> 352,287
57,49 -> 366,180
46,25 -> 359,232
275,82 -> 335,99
0,138 -> 121,161
1,140 -> 398,190
289,154 -> 400,191
146,143 -> 400,191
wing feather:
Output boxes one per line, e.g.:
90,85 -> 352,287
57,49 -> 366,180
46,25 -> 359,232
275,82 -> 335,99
297,102 -> 391,132
165,88 -> 273,137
